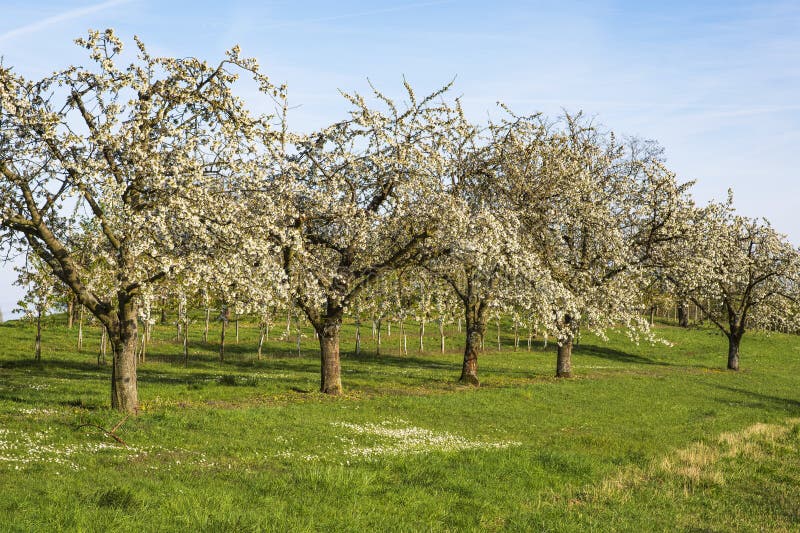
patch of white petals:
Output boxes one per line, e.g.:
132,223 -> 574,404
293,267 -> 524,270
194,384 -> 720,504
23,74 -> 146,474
331,420 -> 520,460
0,427 -> 147,471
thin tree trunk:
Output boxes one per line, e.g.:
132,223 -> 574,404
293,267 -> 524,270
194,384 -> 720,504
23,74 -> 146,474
400,319 -> 407,356
649,306 -> 655,326
418,319 -> 425,352
139,321 -> 146,364
496,318 -> 501,352
439,317 -> 445,353
376,318 -> 382,356
296,321 -> 302,357
100,326 -> 107,366
182,316 -> 189,366
677,301 -> 690,328
355,314 -> 361,357
204,307 -> 210,342
220,319 -> 226,362
219,305 -> 228,362
527,323 -> 532,351
67,296 -> 74,329
235,318 -> 239,344
257,324 -> 266,360
35,311 -> 42,361
77,306 -> 84,351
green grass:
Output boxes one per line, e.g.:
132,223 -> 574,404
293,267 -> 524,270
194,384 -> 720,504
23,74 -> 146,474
1,314 -> 799,531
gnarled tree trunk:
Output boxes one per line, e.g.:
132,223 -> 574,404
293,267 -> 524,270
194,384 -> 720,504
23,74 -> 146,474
110,297 -> 139,414
727,328 -> 743,371
314,303 -> 343,395
460,300 -> 486,386
556,314 -> 574,378
556,339 -> 573,378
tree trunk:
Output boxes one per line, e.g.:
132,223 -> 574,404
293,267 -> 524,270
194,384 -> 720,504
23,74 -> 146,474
355,315 -> 361,357
400,319 -> 406,356
439,317 -> 445,354
556,314 -> 574,378
35,311 -> 42,361
727,331 -> 742,371
257,324 -> 266,360
556,339 -> 573,378
376,318 -> 382,356
138,322 -> 146,364
77,306 -> 84,351
110,299 -> 139,414
527,324 -> 532,351
219,305 -> 228,362
67,296 -> 74,329
219,319 -> 226,361
204,307 -> 210,342
296,322 -> 302,357
418,319 -> 425,352
99,326 -> 107,366
460,301 -> 485,386
677,301 -> 690,328
235,318 -> 239,343
182,317 -> 189,367
315,306 -> 343,395
649,306 -> 655,326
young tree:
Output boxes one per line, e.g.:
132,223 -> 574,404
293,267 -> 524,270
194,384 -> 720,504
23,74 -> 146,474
14,254 -> 59,361
0,30 -> 286,412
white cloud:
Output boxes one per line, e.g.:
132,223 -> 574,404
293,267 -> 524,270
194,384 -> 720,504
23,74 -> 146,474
0,0 -> 136,43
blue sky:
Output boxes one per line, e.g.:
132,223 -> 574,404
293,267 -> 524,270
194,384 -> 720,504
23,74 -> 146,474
1,0 -> 798,316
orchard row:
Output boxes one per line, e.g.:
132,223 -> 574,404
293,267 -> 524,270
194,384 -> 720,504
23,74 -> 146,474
3,30 -> 798,412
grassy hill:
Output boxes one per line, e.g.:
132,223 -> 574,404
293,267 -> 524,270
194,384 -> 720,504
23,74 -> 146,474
0,315 -> 798,531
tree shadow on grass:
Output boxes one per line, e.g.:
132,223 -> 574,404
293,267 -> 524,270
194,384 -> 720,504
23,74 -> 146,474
705,383 -> 800,413
572,343 -> 672,366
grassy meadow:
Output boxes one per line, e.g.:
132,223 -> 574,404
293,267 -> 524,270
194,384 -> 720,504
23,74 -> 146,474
0,313 -> 799,531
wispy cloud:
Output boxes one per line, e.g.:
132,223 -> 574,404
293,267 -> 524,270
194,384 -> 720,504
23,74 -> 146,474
0,0 -> 136,43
